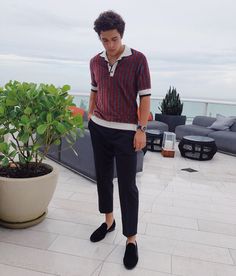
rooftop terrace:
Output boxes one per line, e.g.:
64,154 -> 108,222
1,148 -> 236,275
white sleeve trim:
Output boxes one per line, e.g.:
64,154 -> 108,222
138,89 -> 151,96
91,84 -> 98,91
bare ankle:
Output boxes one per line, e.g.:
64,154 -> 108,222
105,213 -> 114,228
127,235 -> 136,244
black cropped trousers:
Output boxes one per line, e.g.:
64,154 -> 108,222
89,120 -> 138,237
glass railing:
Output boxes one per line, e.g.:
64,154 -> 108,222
70,92 -> 236,124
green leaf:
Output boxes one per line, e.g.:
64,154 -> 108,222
62,84 -> 70,92
0,106 -> 5,115
2,157 -> 9,167
37,124 -> 48,135
54,139 -> 61,145
19,132 -> 30,143
24,107 -> 32,115
56,122 -> 66,134
27,156 -> 33,162
8,150 -> 17,158
32,144 -> 41,151
0,142 -> 9,154
18,154 -> 26,164
0,128 -> 6,135
47,113 -> 52,123
6,98 -> 17,106
21,115 -> 29,125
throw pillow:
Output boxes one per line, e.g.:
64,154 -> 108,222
208,114 -> 236,131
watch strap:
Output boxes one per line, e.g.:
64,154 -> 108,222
137,125 -> 147,132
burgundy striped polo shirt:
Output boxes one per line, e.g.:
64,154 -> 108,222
90,45 -> 151,131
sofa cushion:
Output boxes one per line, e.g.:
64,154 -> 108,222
192,116 -> 216,127
208,131 -> 236,154
175,124 -> 215,140
147,120 -> 168,132
230,122 -> 236,132
208,114 -> 236,131
59,130 -> 144,182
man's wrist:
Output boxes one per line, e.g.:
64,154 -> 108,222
137,125 -> 147,132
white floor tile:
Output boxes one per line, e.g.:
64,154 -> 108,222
106,245 -> 171,273
172,255 -> 236,276
31,218 -> 99,241
0,242 -> 101,276
0,263 -> 54,276
198,219 -> 236,236
173,240 -> 233,264
146,223 -> 236,250
228,248 -> 236,264
141,212 -> 198,230
47,207 -> 103,226
48,235 -> 115,260
1,151 -> 236,275
139,233 -> 177,253
0,228 -> 57,249
99,261 -> 173,276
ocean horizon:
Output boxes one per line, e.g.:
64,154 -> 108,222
72,93 -> 236,121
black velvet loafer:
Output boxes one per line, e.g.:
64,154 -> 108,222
90,220 -> 116,242
123,241 -> 139,269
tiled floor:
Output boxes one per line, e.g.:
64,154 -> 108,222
1,148 -> 236,275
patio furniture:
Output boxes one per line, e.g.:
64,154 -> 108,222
145,129 -> 163,152
147,120 -> 168,132
178,135 -> 217,160
175,116 -> 236,155
46,130 -> 144,182
161,132 -> 176,157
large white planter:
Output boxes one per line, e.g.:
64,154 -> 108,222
0,163 -> 59,228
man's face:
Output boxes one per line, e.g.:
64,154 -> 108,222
100,29 -> 123,57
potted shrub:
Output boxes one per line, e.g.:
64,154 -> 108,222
155,86 -> 186,132
0,81 -> 83,228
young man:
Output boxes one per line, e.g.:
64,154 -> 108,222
88,10 -> 151,269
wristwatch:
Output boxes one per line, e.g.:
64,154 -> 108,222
137,125 -> 147,132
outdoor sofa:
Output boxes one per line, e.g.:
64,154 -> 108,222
175,115 -> 236,155
46,129 -> 144,182
46,112 -> 168,181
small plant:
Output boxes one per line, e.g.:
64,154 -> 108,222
0,81 -> 83,178
159,86 -> 183,115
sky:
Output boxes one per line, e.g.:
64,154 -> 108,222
0,0 -> 236,100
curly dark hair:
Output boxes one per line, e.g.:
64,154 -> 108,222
94,10 -> 125,38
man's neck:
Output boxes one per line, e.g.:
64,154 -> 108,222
107,45 -> 125,64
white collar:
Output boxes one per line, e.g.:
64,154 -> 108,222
100,45 -> 132,62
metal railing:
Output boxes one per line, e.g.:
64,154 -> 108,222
70,92 -> 236,124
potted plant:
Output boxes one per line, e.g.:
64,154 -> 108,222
155,86 -> 186,132
0,81 -> 83,228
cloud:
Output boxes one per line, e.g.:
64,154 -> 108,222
0,0 -> 236,100
0,54 -> 88,66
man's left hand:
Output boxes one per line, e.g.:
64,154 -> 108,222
133,130 -> 146,151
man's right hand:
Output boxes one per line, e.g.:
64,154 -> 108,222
88,113 -> 92,121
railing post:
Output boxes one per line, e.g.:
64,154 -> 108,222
204,102 -> 208,116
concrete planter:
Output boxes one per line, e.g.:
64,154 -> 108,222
155,113 -> 186,132
0,163 -> 58,228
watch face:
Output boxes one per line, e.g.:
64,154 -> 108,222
137,125 -> 146,132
